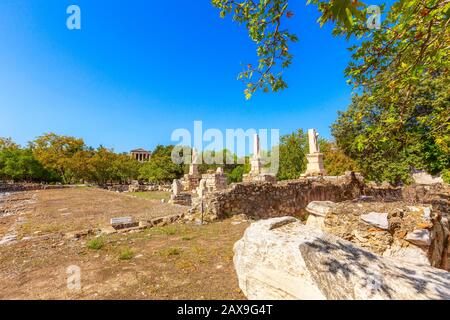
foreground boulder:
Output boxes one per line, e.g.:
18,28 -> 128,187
234,217 -> 450,300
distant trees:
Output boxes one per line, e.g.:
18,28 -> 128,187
0,133 -> 142,185
139,145 -> 184,183
0,147 -> 55,182
0,130 -> 392,185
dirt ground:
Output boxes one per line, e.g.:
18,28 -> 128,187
0,188 -> 248,299
1,188 -> 184,237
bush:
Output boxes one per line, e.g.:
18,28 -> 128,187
118,247 -> 134,260
87,237 -> 104,250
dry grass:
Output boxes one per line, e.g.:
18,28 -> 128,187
0,188 -> 248,300
7,188 -> 186,237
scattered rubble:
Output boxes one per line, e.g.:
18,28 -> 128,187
306,200 -> 449,270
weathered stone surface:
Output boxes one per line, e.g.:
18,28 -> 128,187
405,229 -> 432,247
234,217 -> 450,300
172,179 -> 182,196
361,212 -> 389,230
413,171 -> 444,185
382,240 -> 430,265
306,201 -> 335,217
0,233 -> 17,246
323,200 -> 449,269
110,217 -> 138,230
169,193 -> 192,206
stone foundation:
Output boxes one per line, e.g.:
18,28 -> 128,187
242,173 -> 277,183
183,174 -> 201,191
169,193 -> 192,206
198,172 -> 365,220
0,183 -> 73,193
194,172 -> 449,223
234,217 -> 450,300
201,171 -> 228,193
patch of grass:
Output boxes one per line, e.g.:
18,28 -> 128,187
158,247 -> 182,257
132,191 -> 170,201
87,237 -> 105,250
75,184 -> 91,189
181,235 -> 194,241
118,247 -> 134,260
151,225 -> 178,236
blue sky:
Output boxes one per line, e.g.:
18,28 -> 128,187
0,0 -> 384,153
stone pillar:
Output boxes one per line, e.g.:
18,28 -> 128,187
303,129 -> 326,176
242,134 -> 277,183
184,148 -> 201,191
250,134 -> 262,175
189,148 -> 199,176
172,179 -> 182,196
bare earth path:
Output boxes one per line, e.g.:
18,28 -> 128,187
0,188 -> 247,299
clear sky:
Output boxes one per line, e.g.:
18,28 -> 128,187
0,0 -> 384,153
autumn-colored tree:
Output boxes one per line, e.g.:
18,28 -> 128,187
0,137 -> 19,151
30,133 -> 86,184
320,140 -> 359,176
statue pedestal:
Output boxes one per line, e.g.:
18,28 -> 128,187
304,153 -> 326,176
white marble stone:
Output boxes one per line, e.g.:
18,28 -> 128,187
361,212 -> 389,230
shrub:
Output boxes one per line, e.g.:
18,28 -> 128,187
118,247 -> 134,260
86,237 -> 104,250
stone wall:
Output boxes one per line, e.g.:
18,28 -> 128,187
202,171 -> 228,193
197,172 -> 449,222
0,183 -> 72,193
200,173 -> 365,220
105,184 -> 171,193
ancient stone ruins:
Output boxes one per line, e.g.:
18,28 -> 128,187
303,128 -> 326,176
168,129 -> 450,300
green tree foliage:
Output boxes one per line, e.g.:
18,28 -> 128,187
212,0 -> 377,98
139,145 -> 184,183
332,0 -> 450,184
215,0 -> 449,183
277,129 -> 308,180
0,148 -> 55,182
86,147 -> 119,185
110,153 -> 141,184
332,79 -> 449,184
228,158 -> 251,183
199,149 -> 245,177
